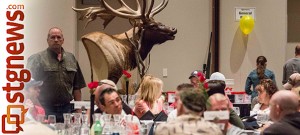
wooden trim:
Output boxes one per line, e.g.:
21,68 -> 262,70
212,0 -> 220,72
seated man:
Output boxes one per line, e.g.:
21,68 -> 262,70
207,93 -> 246,135
99,88 -> 139,122
94,79 -> 131,114
94,79 -> 118,113
167,83 -> 194,122
155,89 -> 222,135
263,90 -> 300,135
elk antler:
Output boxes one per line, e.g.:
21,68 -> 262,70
149,0 -> 169,18
73,0 -> 170,28
100,0 -> 144,20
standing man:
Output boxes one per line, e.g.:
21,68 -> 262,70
283,44 -> 300,84
27,27 -> 86,122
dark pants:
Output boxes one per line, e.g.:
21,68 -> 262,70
43,103 -> 72,123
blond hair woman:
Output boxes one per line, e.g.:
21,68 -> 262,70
134,75 -> 164,118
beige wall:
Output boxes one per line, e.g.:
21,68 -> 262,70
22,0 -> 77,59
219,0 -> 287,91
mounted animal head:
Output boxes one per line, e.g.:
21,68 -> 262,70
73,0 -> 177,83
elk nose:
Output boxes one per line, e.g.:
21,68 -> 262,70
171,27 -> 177,34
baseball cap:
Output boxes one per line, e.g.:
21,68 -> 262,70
24,79 -> 43,90
188,70 -> 203,79
283,73 -> 300,90
209,72 -> 226,82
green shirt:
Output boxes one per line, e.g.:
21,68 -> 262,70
27,48 -> 86,105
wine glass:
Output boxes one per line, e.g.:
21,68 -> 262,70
55,122 -> 65,135
48,115 -> 56,127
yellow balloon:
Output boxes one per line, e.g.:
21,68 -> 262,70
240,15 -> 255,35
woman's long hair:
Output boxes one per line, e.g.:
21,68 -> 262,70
256,56 -> 267,80
137,75 -> 163,108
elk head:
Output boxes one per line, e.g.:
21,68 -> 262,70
73,0 -> 177,82
98,0 -> 177,58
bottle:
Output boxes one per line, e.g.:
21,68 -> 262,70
80,114 -> 90,135
91,113 -> 102,135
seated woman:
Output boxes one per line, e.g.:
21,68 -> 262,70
252,79 -> 278,119
134,75 -> 164,119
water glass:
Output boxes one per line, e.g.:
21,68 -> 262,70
48,115 -> 56,127
55,122 -> 65,135
102,114 -> 112,134
113,114 -> 122,126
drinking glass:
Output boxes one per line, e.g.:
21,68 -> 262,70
102,114 -> 112,134
72,113 -> 82,135
113,114 -> 122,126
55,122 -> 65,135
63,113 -> 72,135
48,115 -> 56,127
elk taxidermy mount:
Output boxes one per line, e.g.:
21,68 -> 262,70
73,0 -> 177,83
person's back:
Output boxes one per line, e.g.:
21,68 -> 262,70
245,56 -> 276,100
156,114 -> 222,135
155,89 -> 222,135
283,44 -> 300,84
263,90 -> 300,135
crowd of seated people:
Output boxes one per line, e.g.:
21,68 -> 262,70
23,68 -> 300,135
